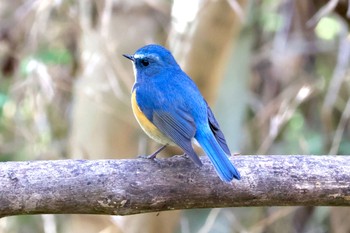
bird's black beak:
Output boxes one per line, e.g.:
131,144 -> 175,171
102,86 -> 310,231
123,54 -> 135,62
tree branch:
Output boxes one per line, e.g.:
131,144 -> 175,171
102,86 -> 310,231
1,155 -> 349,217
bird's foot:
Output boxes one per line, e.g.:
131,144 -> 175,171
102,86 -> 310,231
138,154 -> 156,159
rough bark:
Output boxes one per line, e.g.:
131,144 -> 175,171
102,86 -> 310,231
0,155 -> 349,218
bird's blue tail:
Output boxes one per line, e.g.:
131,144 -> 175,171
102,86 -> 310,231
195,129 -> 241,182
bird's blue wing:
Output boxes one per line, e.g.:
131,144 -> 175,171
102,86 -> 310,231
152,108 -> 203,166
206,104 -> 231,155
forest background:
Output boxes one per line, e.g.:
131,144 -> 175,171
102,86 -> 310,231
0,1 -> 349,233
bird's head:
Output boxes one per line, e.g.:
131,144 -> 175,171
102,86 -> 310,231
123,44 -> 180,80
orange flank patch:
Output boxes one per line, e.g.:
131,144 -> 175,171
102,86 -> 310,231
131,91 -> 172,145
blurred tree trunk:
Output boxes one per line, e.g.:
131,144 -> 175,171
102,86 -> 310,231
169,0 -> 247,104
166,0 -> 248,155
69,1 -> 180,233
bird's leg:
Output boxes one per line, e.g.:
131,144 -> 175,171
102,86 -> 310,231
148,145 -> 167,159
139,145 -> 167,160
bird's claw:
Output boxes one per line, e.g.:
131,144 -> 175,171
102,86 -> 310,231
138,154 -> 157,160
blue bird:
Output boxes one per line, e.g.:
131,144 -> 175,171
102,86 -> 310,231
123,44 -> 241,182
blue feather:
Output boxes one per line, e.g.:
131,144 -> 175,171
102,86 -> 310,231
206,103 -> 231,155
195,127 -> 241,182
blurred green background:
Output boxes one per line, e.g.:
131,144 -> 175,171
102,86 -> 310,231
0,0 -> 349,233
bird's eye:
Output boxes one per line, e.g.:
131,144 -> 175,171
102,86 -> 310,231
140,59 -> 149,67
